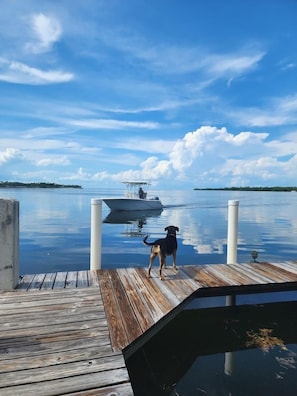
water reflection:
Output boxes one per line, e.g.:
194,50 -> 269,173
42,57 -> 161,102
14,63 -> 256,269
126,300 -> 297,395
1,188 -> 297,273
103,208 -> 163,237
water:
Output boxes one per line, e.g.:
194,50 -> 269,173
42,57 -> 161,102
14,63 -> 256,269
1,187 -> 297,394
1,187 -> 297,274
127,300 -> 297,395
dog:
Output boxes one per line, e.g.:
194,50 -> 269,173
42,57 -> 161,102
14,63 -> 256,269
143,225 -> 179,280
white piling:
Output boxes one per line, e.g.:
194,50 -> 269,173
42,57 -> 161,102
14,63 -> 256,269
227,200 -> 239,265
225,200 -> 239,375
0,198 -> 19,289
226,200 -> 239,307
90,198 -> 102,270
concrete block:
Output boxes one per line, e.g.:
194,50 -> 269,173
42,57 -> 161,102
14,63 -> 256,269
0,198 -> 19,289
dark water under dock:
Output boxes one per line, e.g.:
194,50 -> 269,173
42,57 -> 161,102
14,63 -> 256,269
127,297 -> 297,396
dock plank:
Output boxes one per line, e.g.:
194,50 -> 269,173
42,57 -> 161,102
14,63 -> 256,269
1,368 -> 131,396
17,274 -> 34,290
65,271 -> 78,288
76,270 -> 89,287
42,272 -> 57,289
268,261 -> 297,277
111,269 -> 154,336
97,269 -> 132,351
53,271 -> 68,288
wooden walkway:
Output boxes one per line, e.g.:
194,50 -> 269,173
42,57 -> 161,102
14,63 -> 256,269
1,261 -> 297,394
0,273 -> 133,396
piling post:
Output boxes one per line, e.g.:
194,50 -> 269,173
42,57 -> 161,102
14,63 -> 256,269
225,199 -> 239,376
90,198 -> 102,270
227,200 -> 239,264
226,200 -> 239,306
0,198 -> 19,289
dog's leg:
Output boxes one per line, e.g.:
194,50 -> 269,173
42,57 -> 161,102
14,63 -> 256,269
159,256 -> 166,280
147,250 -> 156,278
164,257 -> 168,269
172,251 -> 178,271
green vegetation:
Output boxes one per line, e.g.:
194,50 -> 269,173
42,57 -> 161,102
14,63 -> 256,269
194,186 -> 297,192
0,181 -> 82,189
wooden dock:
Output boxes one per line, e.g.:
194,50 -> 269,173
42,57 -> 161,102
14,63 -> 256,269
1,261 -> 297,395
0,273 -> 133,395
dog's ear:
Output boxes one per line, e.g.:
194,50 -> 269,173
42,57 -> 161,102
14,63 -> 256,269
175,226 -> 179,232
165,226 -> 169,231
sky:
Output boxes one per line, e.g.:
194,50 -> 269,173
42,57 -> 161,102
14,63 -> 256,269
0,0 -> 297,189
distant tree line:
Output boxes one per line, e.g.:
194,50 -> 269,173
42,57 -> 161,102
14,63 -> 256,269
194,186 -> 297,192
0,181 -> 82,189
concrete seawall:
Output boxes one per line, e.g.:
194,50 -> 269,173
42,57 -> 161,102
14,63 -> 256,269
0,198 -> 19,289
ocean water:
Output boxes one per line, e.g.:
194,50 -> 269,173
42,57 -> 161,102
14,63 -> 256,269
1,187 -> 297,274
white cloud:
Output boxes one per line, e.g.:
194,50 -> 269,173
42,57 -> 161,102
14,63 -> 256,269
25,13 -> 62,54
127,126 -> 297,186
37,156 -> 70,166
101,27 -> 265,81
67,118 -> 159,130
205,52 -> 265,77
0,60 -> 73,85
0,148 -> 23,164
224,94 -> 297,127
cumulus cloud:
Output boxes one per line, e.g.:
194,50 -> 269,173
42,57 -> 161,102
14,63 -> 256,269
128,126 -> 297,186
0,148 -> 23,164
35,124 -> 297,187
167,126 -> 268,173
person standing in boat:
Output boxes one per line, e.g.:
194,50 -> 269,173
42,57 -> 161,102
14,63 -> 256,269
138,186 -> 145,199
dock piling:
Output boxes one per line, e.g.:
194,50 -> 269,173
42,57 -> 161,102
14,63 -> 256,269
227,200 -> 239,265
226,200 -> 239,307
90,198 -> 102,270
0,198 -> 19,289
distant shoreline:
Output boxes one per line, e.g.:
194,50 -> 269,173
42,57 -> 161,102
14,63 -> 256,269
0,182 -> 82,189
194,186 -> 297,192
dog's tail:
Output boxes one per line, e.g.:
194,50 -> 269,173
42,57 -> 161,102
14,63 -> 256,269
143,235 -> 154,246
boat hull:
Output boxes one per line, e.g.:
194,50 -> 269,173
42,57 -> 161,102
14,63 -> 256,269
102,198 -> 163,211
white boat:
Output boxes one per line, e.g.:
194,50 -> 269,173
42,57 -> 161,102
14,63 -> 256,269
102,181 -> 163,211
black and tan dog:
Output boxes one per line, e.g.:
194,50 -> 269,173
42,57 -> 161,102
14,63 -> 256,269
143,225 -> 179,280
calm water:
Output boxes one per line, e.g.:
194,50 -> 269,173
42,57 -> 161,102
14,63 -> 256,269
1,187 -> 297,274
1,187 -> 297,394
127,299 -> 297,395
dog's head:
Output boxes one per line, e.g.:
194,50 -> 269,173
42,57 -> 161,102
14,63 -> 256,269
165,225 -> 179,236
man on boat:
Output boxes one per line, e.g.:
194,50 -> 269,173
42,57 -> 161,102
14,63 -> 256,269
138,187 -> 145,199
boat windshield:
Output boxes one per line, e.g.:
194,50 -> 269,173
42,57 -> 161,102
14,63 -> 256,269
122,181 -> 150,199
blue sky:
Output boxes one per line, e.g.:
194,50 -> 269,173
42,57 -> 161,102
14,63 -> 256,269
0,0 -> 297,189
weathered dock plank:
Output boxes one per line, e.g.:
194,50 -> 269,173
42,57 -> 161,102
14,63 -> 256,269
0,286 -> 133,395
42,272 -> 57,289
98,269 -> 141,352
76,270 -> 89,287
1,368 -> 131,396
